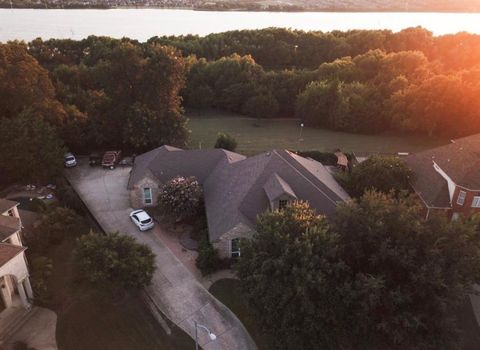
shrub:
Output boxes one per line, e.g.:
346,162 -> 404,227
30,256 -> 53,305
338,155 -> 414,198
214,132 -> 238,151
295,150 -> 339,165
29,207 -> 82,252
158,176 -> 203,221
30,198 -> 47,213
196,233 -> 221,276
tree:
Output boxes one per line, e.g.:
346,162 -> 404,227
74,232 -> 156,291
237,195 -> 480,349
214,132 -> 238,151
242,91 -> 279,119
333,191 -> 480,349
0,42 -> 66,125
0,111 -> 65,184
158,176 -> 203,221
339,155 -> 414,198
236,202 -> 350,349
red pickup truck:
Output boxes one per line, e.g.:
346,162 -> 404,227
102,150 -> 122,169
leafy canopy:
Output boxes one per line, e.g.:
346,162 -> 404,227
74,232 -> 156,291
237,195 -> 480,349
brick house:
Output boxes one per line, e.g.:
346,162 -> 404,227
128,146 -> 350,259
405,134 -> 480,219
0,199 -> 33,315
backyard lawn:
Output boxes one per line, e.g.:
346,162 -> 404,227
187,111 -> 447,156
209,279 -> 273,350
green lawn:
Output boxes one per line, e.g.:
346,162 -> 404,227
187,111 -> 447,156
41,224 -> 194,350
209,278 -> 273,350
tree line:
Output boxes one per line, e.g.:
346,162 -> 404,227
0,38 -> 188,184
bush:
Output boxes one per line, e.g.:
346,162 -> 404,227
30,198 -> 47,213
30,256 -> 53,305
29,207 -> 82,252
158,176 -> 203,221
338,155 -> 414,198
215,132 -> 237,152
74,232 -> 156,291
196,233 -> 221,276
295,150 -> 339,165
214,133 -> 238,152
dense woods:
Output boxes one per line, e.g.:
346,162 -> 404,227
166,28 -> 480,136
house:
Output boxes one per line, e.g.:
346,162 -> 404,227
128,146 -> 350,258
0,199 -> 33,314
405,134 -> 480,219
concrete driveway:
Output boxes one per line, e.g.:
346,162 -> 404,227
65,160 -> 257,350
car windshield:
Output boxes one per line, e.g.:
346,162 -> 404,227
140,218 -> 152,224
66,156 -> 75,161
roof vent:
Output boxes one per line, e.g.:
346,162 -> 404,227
450,139 -> 456,143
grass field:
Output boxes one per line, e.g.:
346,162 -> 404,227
187,111 -> 447,156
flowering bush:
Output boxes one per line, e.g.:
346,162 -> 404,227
158,176 -> 203,221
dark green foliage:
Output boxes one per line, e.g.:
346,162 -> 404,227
29,207 -> 84,252
30,256 -> 54,305
338,155 -> 414,197
74,232 -> 156,291
30,198 -> 48,213
24,37 -> 189,152
295,150 -> 340,165
195,233 -> 221,276
237,196 -> 480,349
214,132 -> 238,151
0,111 -> 65,184
158,176 -> 203,221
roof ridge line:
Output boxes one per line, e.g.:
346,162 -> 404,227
272,150 -> 340,206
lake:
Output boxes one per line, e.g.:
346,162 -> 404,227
1,9 -> 480,42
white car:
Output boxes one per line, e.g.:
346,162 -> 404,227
64,153 -> 77,168
129,209 -> 154,231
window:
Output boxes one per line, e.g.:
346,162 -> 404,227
278,199 -> 289,210
457,190 -> 467,205
472,196 -> 480,208
143,187 -> 153,205
231,238 -> 241,258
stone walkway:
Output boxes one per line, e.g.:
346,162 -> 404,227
65,160 -> 257,350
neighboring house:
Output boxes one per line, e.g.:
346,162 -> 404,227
405,134 -> 480,219
128,146 -> 350,258
0,199 -> 33,314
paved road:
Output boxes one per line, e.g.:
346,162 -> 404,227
65,160 -> 257,350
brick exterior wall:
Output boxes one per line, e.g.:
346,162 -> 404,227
212,223 -> 255,259
451,186 -> 480,217
129,170 -> 160,209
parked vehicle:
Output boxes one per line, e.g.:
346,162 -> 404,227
89,152 -> 102,166
64,153 -> 77,168
102,150 -> 122,169
129,210 -> 154,231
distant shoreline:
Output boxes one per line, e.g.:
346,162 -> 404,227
1,6 -> 480,13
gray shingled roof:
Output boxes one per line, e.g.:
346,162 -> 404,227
0,199 -> 18,215
0,215 -> 21,242
128,146 -> 245,189
264,173 -> 297,201
405,134 -> 480,208
129,147 -> 350,242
